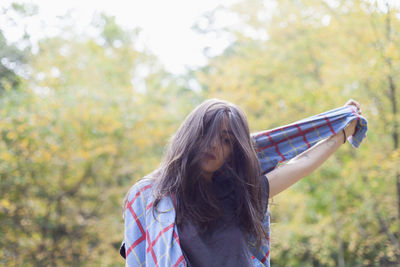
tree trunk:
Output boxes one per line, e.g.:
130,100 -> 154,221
384,2 -> 399,221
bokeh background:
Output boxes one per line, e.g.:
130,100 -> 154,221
0,0 -> 399,266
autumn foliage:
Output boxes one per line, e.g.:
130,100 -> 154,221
0,1 -> 399,266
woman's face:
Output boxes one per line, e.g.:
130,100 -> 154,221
200,126 -> 234,181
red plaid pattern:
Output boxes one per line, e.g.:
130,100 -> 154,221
121,105 -> 368,266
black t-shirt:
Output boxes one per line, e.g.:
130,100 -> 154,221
178,173 -> 269,267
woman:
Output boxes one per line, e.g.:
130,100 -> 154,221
121,98 -> 364,267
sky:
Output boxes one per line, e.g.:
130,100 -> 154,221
2,0 -> 242,75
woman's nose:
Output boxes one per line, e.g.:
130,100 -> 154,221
210,138 -> 220,150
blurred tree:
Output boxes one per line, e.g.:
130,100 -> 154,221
0,3 -> 34,93
2,0 -> 399,266
0,9 -> 201,266
195,0 -> 399,265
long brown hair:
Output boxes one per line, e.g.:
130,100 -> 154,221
147,98 -> 268,249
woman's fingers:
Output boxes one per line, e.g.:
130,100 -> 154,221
344,99 -> 361,114
345,99 -> 359,108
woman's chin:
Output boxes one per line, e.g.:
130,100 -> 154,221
201,167 -> 214,174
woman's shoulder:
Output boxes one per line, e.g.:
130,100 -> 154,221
125,177 -> 155,205
133,176 -> 155,190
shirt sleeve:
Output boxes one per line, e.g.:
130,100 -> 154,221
249,176 -> 271,264
123,180 -> 153,266
251,105 -> 368,175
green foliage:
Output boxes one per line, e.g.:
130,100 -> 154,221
0,9 -> 200,266
0,30 -> 22,92
0,3 -> 35,93
1,0 -> 399,266
197,0 -> 400,265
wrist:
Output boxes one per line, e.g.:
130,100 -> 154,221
344,120 -> 357,138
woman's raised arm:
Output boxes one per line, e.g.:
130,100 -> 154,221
266,100 -> 360,198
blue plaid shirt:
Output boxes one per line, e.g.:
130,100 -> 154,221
121,105 -> 368,266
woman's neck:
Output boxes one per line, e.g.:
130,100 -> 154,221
203,172 -> 213,183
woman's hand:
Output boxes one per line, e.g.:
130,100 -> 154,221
344,120 -> 357,138
344,99 -> 361,114
344,99 -> 361,137
266,100 -> 362,197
